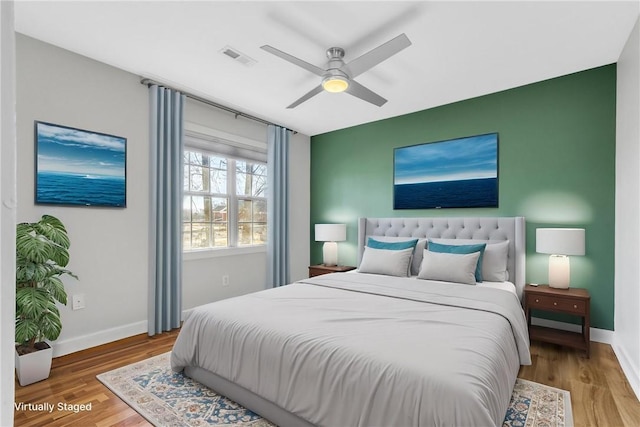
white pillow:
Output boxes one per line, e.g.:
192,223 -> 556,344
411,239 -> 427,276
417,250 -> 481,285
482,241 -> 509,282
359,246 -> 413,277
364,236 -> 427,275
429,238 -> 510,282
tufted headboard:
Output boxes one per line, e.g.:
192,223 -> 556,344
357,217 -> 526,299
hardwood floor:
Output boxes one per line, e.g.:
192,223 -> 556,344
14,330 -> 179,427
14,333 -> 640,426
519,341 -> 640,426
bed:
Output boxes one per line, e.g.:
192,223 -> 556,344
171,216 -> 531,427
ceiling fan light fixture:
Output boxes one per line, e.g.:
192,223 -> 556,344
322,76 -> 349,93
262,33 -> 410,107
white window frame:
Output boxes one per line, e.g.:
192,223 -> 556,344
183,125 -> 267,259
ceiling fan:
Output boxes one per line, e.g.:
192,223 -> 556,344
261,33 -> 412,109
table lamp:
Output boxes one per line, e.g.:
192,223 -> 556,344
536,228 -> 585,289
315,224 -> 346,266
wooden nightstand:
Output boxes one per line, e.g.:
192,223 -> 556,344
308,264 -> 356,277
524,284 -> 591,357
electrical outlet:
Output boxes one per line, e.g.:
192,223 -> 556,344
72,294 -> 85,310
222,275 -> 230,287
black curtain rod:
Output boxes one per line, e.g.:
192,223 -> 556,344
140,78 -> 294,132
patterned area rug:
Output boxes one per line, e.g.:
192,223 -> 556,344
505,379 -> 573,427
97,352 -> 573,427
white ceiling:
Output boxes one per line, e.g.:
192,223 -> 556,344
14,1 -> 639,136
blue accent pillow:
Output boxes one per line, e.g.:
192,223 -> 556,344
367,238 -> 419,251
427,240 -> 487,282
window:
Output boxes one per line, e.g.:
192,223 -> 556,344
236,160 -> 268,245
183,149 -> 267,251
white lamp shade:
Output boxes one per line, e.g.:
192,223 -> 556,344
315,224 -> 346,242
536,228 -> 585,256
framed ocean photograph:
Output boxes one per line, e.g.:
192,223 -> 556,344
394,133 -> 498,209
35,121 -> 127,207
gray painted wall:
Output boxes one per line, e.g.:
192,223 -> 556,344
16,34 -> 150,355
15,34 -> 310,356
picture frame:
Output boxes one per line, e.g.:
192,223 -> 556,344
35,121 -> 127,207
394,133 -> 498,209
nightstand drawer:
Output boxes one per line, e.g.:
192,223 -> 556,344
527,294 -> 586,315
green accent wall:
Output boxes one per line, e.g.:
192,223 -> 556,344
310,65 -> 616,330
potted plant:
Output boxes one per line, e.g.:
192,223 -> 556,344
15,214 -> 77,386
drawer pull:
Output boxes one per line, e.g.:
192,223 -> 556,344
535,299 -> 539,303
574,304 -> 578,309
553,302 -> 558,306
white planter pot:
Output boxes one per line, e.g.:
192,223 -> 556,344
15,344 -> 53,386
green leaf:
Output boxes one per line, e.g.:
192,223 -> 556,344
16,287 -> 50,319
48,247 -> 69,267
15,318 -> 39,344
42,276 -> 68,305
38,308 -> 63,341
16,232 -> 52,264
35,215 -> 70,249
16,222 -> 33,238
16,262 -> 50,285
16,262 -> 36,284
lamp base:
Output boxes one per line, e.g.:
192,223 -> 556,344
322,241 -> 338,266
548,254 -> 570,289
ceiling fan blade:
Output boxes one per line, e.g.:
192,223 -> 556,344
261,45 -> 325,77
345,80 -> 387,107
287,85 -> 324,109
342,33 -> 412,78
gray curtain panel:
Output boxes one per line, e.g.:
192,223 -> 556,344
148,85 -> 184,336
267,125 -> 291,287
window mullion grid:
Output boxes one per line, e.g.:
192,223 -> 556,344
184,146 -> 266,252
238,196 -> 250,246
227,159 -> 238,247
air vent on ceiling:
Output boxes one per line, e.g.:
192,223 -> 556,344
220,45 -> 257,67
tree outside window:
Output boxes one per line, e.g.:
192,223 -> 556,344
183,150 -> 266,251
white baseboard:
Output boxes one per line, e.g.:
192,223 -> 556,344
52,320 -> 148,358
52,309 -> 197,358
612,340 -> 640,402
530,317 -> 614,344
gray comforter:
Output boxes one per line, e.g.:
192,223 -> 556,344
171,273 -> 531,427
